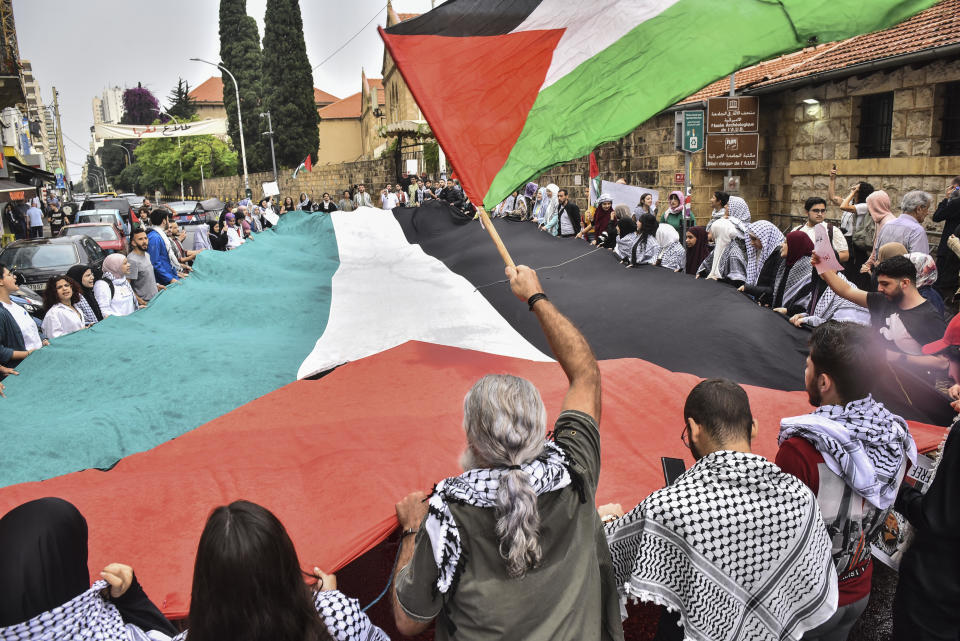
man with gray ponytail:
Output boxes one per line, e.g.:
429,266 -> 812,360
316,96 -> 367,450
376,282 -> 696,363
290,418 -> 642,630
391,265 -> 623,641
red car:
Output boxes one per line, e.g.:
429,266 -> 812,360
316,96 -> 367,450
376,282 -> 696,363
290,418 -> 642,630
59,223 -> 127,254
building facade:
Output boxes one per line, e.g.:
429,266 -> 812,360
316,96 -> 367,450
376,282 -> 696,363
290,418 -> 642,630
533,0 -> 960,249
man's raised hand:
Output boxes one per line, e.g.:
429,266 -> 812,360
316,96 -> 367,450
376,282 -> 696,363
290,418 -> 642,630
505,265 -> 544,302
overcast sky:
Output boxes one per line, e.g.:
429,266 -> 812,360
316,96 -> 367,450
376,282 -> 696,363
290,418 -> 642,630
14,0 -> 434,182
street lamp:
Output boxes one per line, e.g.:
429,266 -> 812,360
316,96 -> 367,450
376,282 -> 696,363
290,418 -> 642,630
159,109 -> 185,200
260,111 -> 277,182
190,58 -> 250,200
107,142 -> 132,166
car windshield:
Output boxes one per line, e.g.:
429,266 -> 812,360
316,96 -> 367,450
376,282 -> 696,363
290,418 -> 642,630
78,210 -> 120,224
64,226 -> 118,241
1,244 -> 79,269
168,203 -> 196,214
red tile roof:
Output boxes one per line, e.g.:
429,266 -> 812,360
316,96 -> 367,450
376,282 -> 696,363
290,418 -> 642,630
365,77 -> 386,104
397,12 -> 420,21
188,77 -> 223,104
188,77 -> 339,106
319,92 -> 361,119
679,0 -> 960,104
313,87 -> 339,105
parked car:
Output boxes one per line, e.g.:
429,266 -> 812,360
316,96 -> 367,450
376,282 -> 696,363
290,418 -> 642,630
118,193 -> 145,209
162,200 -> 202,225
80,197 -> 139,233
10,281 -> 43,325
194,197 -> 226,223
0,236 -> 105,293
60,222 -> 126,254
76,209 -> 125,239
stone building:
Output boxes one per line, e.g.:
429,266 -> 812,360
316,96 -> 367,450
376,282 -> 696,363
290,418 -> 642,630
188,76 -> 339,126
535,0 -> 960,245
317,92 -> 364,164
359,72 -> 386,159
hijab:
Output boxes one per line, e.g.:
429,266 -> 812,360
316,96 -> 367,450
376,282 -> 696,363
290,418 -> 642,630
685,226 -> 710,275
707,218 -> 739,279
102,254 -> 127,283
667,190 -> 684,214
655,223 -> 680,248
907,252 -> 938,289
745,221 -> 785,286
866,190 -> 895,225
726,196 -> 752,223
0,498 -> 89,626
543,183 -> 560,221
784,230 -> 815,267
524,182 -> 538,199
594,195 -> 614,234
65,264 -> 104,321
878,241 -> 908,262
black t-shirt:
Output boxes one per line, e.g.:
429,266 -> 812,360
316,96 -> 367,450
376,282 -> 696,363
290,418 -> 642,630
866,292 -> 946,354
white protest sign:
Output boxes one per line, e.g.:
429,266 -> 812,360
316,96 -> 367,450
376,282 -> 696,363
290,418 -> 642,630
405,158 -> 418,175
264,211 -> 280,226
813,224 -> 844,273
600,180 -> 659,209
95,119 -> 228,140
262,181 -> 280,197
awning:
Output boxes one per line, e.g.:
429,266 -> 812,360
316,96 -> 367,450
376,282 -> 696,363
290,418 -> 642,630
0,178 -> 38,197
6,157 -> 56,185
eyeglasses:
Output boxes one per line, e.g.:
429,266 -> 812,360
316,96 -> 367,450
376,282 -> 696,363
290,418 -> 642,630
680,423 -> 691,448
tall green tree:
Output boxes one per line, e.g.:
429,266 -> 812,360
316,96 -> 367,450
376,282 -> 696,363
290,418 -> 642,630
261,0 -> 319,168
166,78 -> 198,120
219,0 -> 268,173
135,131 -> 238,194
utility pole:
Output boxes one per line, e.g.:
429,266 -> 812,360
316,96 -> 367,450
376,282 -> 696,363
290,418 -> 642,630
51,87 -> 71,198
260,110 -> 277,182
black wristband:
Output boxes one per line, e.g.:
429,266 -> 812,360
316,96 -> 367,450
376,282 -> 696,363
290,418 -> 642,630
527,292 -> 548,311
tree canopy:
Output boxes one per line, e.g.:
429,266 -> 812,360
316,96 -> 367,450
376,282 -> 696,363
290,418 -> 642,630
219,0 -> 269,173
166,78 -> 198,121
261,0 -> 319,168
134,126 -> 238,195
120,84 -> 160,126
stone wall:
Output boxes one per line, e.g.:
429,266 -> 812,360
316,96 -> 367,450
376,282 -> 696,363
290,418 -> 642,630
187,156 -> 398,203
529,57 -> 960,241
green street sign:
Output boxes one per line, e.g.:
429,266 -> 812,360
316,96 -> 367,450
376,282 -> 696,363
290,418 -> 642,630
682,110 -> 704,153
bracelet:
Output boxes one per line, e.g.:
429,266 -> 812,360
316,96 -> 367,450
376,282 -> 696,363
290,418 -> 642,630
527,292 -> 548,311
401,528 -> 417,539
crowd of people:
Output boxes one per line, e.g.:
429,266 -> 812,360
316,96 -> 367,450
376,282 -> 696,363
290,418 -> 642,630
494,174 -> 960,404
2,263 -> 958,641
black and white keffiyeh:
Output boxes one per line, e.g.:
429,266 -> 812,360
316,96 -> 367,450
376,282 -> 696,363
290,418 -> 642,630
171,590 -> 387,641
605,451 -> 837,641
779,395 -> 917,509
424,441 -> 572,594
657,241 -> 686,271
772,260 -> 813,310
801,273 -> 869,327
745,221 -> 785,286
313,590 -> 389,641
629,236 -> 660,266
0,581 -> 159,641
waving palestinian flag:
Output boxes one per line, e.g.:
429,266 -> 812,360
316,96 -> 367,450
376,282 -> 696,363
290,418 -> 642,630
380,0 -> 937,209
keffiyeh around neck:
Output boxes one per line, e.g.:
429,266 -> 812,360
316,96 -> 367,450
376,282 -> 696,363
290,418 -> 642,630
605,451 -> 837,641
0,581 -> 154,641
780,395 -> 916,509
424,441 -> 571,594
746,221 -> 784,286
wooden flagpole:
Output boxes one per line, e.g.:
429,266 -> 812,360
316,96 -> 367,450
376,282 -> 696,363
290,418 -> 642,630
476,206 -> 515,267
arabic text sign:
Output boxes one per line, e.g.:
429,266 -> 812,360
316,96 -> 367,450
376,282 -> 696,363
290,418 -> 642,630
707,96 -> 759,134
705,133 -> 759,169
94,119 -> 228,140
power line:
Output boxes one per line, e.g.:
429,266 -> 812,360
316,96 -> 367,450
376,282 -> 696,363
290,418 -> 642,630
62,132 -> 91,154
312,4 -> 387,70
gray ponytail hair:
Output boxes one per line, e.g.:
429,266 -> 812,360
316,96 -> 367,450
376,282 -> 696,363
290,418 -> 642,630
462,374 -> 547,578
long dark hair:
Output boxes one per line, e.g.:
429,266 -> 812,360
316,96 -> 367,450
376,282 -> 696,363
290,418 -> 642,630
283,196 -> 295,209
638,212 -> 659,241
41,276 -> 79,314
186,501 -> 333,641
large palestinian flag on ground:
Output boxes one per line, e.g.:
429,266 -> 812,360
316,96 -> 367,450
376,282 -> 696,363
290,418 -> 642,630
0,207 -> 950,623
380,0 -> 939,208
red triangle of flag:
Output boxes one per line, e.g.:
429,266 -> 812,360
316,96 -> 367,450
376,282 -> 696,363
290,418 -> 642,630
305,155 -> 313,172
381,28 -> 563,206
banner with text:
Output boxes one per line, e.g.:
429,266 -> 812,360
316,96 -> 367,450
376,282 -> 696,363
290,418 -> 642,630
95,119 -> 228,140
